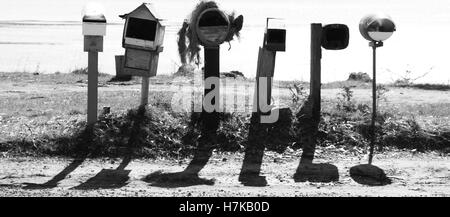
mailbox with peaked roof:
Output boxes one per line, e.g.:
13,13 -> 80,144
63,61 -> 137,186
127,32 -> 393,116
120,3 -> 165,51
118,3 -> 165,77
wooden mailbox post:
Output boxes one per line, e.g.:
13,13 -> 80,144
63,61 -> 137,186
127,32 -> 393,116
299,23 -> 349,163
82,12 -> 106,126
119,3 -> 165,106
194,8 -> 230,129
253,18 -> 286,123
310,23 -> 349,121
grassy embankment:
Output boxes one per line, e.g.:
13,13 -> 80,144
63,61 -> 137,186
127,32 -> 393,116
0,70 -> 449,158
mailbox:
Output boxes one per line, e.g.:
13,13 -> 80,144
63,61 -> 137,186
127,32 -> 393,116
195,8 -> 230,47
264,18 -> 286,52
321,24 -> 349,50
120,3 -> 165,51
119,3 -> 165,77
82,14 -> 107,36
82,8 -> 106,52
359,14 -> 396,42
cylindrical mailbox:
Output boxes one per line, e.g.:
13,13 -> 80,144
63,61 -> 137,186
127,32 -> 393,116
195,8 -> 230,47
359,14 -> 396,42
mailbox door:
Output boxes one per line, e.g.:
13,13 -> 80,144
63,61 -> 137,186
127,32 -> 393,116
125,49 -> 152,70
264,28 -> 286,51
123,48 -> 159,77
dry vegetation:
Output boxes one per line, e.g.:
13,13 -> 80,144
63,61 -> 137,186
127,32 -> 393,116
0,71 -> 449,159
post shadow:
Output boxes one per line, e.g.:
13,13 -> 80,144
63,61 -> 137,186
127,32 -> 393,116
238,107 -> 293,187
72,155 -> 132,190
23,106 -> 145,190
72,105 -> 150,190
142,111 -> 217,188
22,127 -> 93,190
349,122 -> 392,186
144,46 -> 221,188
238,112 -> 269,187
294,98 -> 339,183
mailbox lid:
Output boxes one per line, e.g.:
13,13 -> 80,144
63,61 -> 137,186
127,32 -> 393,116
83,14 -> 106,23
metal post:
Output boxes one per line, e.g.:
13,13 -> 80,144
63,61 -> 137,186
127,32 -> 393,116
368,42 -> 377,165
310,23 -> 322,121
87,51 -> 99,126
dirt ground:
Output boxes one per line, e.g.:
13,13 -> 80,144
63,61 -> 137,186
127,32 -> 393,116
0,148 -> 449,197
2,77 -> 450,104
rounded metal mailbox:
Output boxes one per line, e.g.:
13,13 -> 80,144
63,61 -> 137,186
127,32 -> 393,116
195,8 -> 230,47
359,14 -> 396,42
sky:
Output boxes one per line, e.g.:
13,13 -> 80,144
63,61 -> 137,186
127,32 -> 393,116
1,0 -> 450,83
1,0 -> 449,24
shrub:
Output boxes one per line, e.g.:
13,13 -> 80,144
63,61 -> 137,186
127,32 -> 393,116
348,72 -> 372,82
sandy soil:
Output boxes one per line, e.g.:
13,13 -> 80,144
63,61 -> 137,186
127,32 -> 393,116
0,149 -> 448,197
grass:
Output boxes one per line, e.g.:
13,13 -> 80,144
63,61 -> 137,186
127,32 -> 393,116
0,72 -> 449,158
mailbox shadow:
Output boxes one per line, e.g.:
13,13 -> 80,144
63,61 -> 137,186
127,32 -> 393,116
72,106 -> 150,190
349,164 -> 391,186
143,112 -> 216,188
293,98 -> 339,183
23,106 -> 147,190
72,156 -> 132,190
22,157 -> 87,190
294,163 -> 339,183
22,128 -> 93,190
239,108 -> 293,187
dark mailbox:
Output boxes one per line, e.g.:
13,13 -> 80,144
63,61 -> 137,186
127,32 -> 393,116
264,18 -> 286,52
321,24 -> 349,50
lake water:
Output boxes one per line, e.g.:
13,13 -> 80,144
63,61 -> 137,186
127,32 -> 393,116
0,0 -> 449,83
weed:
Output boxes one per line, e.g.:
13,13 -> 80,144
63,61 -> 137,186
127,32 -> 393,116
288,83 -> 307,107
